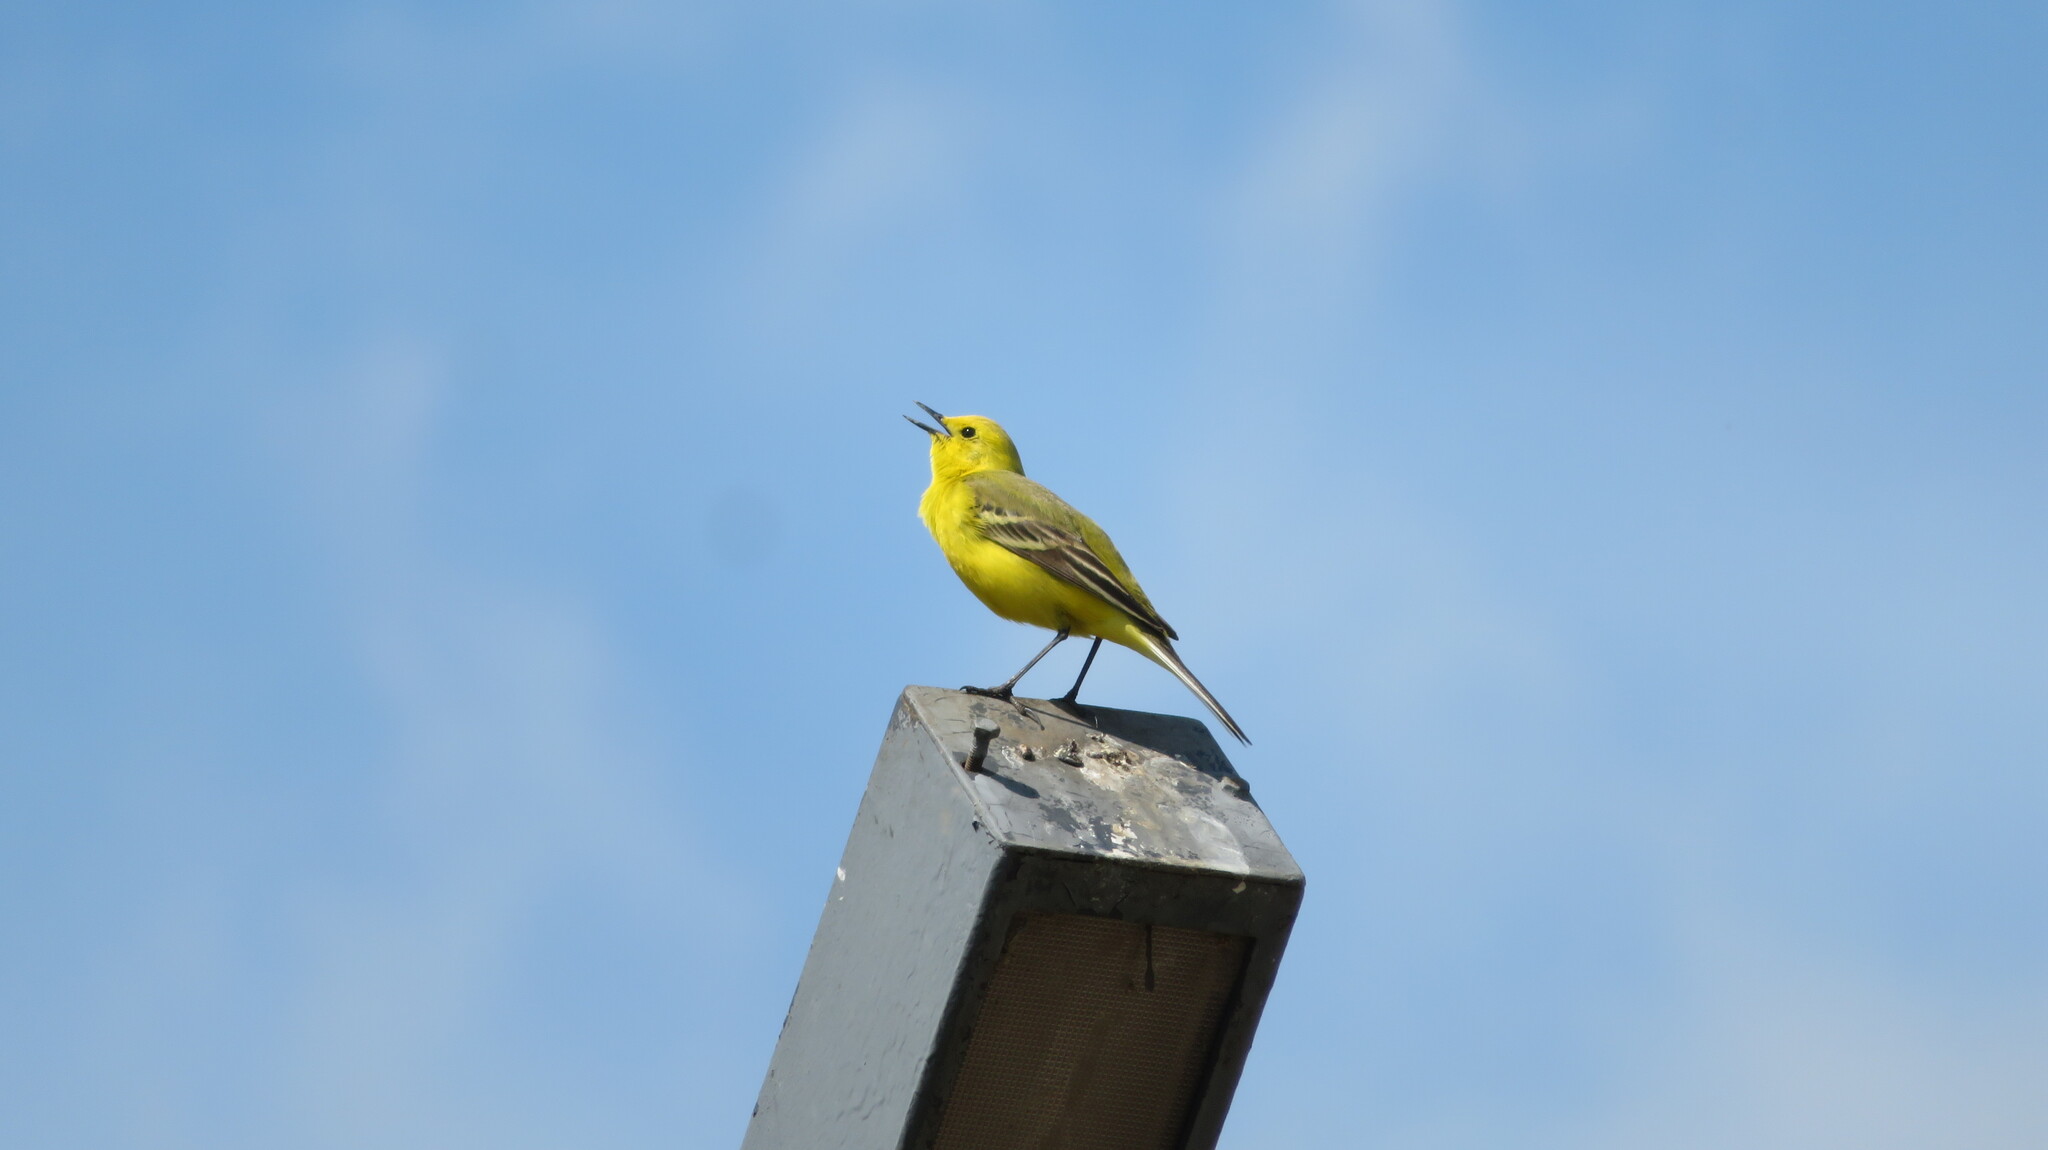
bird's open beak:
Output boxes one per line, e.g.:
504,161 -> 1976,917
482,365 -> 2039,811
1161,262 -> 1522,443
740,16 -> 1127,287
904,401 -> 951,437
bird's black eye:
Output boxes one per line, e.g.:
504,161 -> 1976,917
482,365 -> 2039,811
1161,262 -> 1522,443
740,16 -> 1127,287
960,425 -> 977,438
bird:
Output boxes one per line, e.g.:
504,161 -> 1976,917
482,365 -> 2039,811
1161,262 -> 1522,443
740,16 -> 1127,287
906,402 -> 1248,743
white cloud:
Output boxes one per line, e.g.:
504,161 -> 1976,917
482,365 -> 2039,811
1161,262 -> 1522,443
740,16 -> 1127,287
1209,0 -> 1482,342
1577,906 -> 2048,1150
267,340 -> 717,1147
738,79 -> 974,328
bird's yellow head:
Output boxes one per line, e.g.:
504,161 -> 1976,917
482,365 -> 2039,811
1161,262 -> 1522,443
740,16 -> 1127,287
905,402 -> 1024,479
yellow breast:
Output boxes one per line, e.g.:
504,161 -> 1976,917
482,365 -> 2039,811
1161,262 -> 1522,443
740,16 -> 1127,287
920,476 -> 1121,637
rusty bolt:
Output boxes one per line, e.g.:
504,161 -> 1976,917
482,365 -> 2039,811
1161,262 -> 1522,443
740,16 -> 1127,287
965,719 -> 1000,773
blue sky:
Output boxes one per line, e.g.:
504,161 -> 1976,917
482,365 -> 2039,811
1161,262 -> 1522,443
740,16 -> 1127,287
3,2 -> 2044,1146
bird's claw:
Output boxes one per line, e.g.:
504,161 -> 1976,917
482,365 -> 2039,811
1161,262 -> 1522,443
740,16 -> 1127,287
960,684 -> 1015,702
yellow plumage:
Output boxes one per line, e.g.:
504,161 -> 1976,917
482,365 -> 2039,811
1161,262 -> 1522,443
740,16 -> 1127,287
907,404 -> 1247,743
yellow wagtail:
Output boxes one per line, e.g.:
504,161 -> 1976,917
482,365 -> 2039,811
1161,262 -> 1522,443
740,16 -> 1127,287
906,403 -> 1248,744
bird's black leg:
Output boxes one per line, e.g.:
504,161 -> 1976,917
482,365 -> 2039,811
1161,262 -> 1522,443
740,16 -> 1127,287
1056,638 -> 1102,706
963,629 -> 1068,702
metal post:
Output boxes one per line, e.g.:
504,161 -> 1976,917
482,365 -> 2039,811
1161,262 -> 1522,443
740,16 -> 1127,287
743,687 -> 1304,1150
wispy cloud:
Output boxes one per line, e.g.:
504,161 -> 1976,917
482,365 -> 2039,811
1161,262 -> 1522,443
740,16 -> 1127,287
738,78 -> 976,331
1576,902 -> 2048,1150
268,338 -> 718,1147
1209,0 -> 1482,348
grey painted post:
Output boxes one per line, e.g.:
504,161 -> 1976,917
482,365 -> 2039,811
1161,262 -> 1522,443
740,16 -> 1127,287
743,687 -> 1304,1150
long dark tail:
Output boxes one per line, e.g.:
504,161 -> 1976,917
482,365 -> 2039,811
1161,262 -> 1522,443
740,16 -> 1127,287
1131,630 -> 1250,744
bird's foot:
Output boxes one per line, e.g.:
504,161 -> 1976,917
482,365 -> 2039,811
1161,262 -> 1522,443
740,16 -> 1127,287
960,684 -> 1015,702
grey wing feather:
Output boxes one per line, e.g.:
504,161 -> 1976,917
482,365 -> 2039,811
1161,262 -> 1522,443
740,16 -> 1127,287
968,477 -> 1178,639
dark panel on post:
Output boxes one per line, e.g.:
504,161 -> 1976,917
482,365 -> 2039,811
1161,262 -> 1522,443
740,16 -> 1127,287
742,687 -> 1304,1150
930,915 -> 1247,1150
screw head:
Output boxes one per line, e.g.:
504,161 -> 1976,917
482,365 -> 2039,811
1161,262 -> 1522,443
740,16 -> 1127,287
964,719 -> 1001,773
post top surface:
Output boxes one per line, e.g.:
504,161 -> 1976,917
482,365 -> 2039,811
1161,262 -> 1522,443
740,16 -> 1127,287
900,686 -> 1303,883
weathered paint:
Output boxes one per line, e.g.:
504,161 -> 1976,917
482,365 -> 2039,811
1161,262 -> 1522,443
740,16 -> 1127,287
741,687 -> 1305,1150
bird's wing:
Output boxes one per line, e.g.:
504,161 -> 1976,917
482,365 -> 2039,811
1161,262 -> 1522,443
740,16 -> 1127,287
964,471 -> 1177,640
